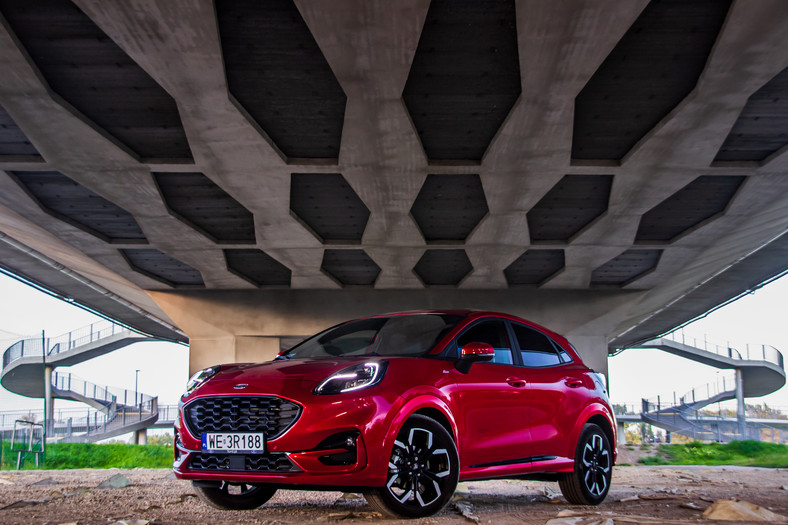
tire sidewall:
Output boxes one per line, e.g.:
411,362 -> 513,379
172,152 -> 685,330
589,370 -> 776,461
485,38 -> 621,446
193,481 -> 277,510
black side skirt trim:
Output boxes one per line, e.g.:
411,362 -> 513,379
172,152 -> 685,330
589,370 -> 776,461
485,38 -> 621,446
470,455 -> 557,469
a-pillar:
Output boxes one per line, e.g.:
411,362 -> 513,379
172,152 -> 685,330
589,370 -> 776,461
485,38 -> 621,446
43,365 -> 53,435
134,429 -> 147,445
735,368 -> 746,438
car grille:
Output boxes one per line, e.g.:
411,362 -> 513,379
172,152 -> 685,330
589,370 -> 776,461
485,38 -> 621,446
183,396 -> 301,439
189,452 -> 298,473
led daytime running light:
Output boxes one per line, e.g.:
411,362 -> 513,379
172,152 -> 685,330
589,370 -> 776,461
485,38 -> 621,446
315,361 -> 386,395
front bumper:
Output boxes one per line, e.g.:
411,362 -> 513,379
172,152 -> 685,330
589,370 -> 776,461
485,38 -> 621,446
173,389 -> 396,487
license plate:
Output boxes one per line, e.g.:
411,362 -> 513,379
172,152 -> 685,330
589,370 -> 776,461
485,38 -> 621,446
201,433 -> 265,453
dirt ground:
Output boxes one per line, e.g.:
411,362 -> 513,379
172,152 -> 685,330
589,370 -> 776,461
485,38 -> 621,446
0,463 -> 786,525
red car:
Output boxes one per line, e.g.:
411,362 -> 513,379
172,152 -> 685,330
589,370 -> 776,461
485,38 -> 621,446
173,311 -> 616,518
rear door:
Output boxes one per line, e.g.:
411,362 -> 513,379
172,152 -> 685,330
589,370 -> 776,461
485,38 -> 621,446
510,322 -> 587,461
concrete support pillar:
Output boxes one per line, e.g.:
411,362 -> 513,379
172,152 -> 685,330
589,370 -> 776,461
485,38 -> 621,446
735,368 -> 746,437
134,429 -> 147,445
616,420 -> 626,445
189,336 -> 281,376
43,365 -> 53,435
565,335 -> 609,379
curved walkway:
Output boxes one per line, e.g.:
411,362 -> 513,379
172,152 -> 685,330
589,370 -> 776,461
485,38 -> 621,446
1,321 -> 164,442
636,333 -> 785,441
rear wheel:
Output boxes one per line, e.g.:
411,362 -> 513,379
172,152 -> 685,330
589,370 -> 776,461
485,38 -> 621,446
364,414 -> 458,518
193,481 -> 277,510
559,423 -> 612,505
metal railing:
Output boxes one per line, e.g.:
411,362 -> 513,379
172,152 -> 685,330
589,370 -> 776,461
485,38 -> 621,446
0,371 -> 159,440
0,403 -> 177,434
157,404 -> 179,424
51,371 -> 154,408
2,320 -> 137,369
48,320 -> 136,357
660,329 -> 784,369
2,337 -> 45,368
642,401 -> 785,443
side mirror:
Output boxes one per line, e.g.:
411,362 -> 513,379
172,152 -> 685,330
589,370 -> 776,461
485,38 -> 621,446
456,342 -> 495,373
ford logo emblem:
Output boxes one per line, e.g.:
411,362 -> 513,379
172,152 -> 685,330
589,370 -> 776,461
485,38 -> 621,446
233,384 -> 248,390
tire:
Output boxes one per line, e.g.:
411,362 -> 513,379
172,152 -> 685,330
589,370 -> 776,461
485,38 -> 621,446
364,414 -> 459,518
559,423 -> 613,505
193,481 -> 277,510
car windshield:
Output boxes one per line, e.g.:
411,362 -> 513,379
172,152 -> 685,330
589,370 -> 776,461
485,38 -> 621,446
281,314 -> 464,359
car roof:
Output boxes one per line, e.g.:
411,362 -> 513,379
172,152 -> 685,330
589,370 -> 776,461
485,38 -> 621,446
366,310 -> 567,343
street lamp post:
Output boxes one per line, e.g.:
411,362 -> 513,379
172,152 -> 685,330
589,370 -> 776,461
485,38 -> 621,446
135,369 -> 140,408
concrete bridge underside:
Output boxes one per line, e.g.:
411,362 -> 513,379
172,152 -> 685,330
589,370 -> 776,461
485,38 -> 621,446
0,0 -> 787,379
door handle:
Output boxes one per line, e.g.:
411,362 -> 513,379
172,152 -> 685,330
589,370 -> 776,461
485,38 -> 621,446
564,378 -> 584,388
506,377 -> 526,388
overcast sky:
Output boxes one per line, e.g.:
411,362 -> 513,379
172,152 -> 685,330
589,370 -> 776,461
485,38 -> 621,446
1,271 -> 786,417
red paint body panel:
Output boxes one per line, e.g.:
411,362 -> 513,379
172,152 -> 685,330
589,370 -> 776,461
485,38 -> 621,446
174,311 -> 617,488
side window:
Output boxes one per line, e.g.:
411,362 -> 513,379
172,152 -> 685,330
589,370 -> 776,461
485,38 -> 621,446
456,321 -> 513,365
555,341 -> 573,363
512,323 -> 562,367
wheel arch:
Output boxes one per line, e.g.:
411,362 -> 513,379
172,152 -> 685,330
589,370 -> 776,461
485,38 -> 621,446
586,413 -> 615,460
412,406 -> 457,444
384,395 -> 459,453
570,403 -> 617,464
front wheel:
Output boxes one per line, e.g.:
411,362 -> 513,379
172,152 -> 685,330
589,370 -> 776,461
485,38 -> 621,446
193,481 -> 277,510
364,414 -> 459,518
559,423 -> 612,505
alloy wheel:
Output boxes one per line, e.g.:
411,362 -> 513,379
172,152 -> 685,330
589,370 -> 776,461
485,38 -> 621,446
581,433 -> 611,496
386,426 -> 452,507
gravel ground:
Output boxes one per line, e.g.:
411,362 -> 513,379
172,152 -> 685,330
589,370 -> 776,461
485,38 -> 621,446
0,465 -> 786,524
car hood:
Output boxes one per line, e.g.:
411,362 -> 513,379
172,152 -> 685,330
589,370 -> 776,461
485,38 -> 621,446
185,357 -> 376,400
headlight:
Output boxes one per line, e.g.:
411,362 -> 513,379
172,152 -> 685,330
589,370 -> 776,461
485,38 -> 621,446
314,361 -> 387,395
183,366 -> 220,397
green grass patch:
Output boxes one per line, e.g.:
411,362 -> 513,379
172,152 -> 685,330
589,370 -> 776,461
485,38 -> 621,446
637,440 -> 788,468
1,441 -> 172,470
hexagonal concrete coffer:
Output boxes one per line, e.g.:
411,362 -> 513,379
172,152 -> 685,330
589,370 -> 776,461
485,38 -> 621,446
290,173 -> 370,243
715,65 -> 788,162
120,248 -> 204,287
11,170 -> 147,244
636,175 -> 746,243
321,249 -> 381,287
504,249 -> 565,286
224,249 -> 291,287
413,249 -> 472,286
215,0 -> 346,159
410,174 -> 488,243
0,0 -> 192,160
0,104 -> 39,156
402,0 -> 521,161
153,172 -> 255,244
572,0 -> 731,161
527,175 -> 613,243
590,249 -> 662,286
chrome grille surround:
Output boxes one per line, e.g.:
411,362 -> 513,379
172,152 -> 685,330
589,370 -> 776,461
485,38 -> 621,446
183,395 -> 302,439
